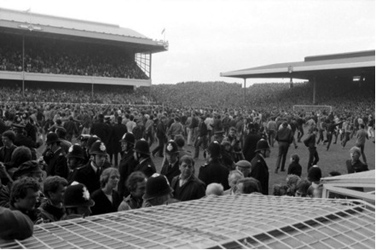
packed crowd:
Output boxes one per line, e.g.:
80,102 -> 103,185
152,80 -> 375,112
0,86 -> 152,104
0,99 -> 374,239
0,33 -> 148,79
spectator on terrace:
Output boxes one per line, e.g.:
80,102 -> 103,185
287,153 -> 302,177
346,146 -> 368,174
10,177 -> 42,224
224,169 -> 244,195
39,176 -> 68,222
0,130 -> 17,165
234,177 -> 262,195
91,167 -> 121,215
275,121 -> 294,173
118,171 -> 146,211
205,183 -> 224,196
355,124 -> 369,164
171,155 -> 206,201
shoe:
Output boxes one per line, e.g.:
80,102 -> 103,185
295,145 -> 298,149
275,169 -> 278,174
281,169 -> 285,172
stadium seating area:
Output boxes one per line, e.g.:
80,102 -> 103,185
0,79 -> 374,118
0,33 -> 148,79
151,80 -> 375,116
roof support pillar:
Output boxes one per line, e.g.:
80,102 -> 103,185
149,52 -> 152,103
312,77 -> 316,104
22,34 -> 25,97
243,78 -> 247,107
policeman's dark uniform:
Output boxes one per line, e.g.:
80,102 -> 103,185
66,144 -> 86,184
243,124 -> 262,162
250,140 -> 270,195
43,133 -> 69,179
71,141 -> 106,194
118,133 -> 138,198
133,139 -> 156,178
198,141 -> 230,190
45,147 -> 69,179
160,140 -> 180,184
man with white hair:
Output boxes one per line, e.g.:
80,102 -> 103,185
205,183 -> 224,196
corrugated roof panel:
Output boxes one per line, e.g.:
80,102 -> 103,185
0,8 -> 148,39
0,194 -> 374,249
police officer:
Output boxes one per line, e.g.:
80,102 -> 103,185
66,144 -> 86,183
118,132 -> 138,198
71,141 -> 107,194
133,139 -> 156,178
63,182 -> 95,220
198,141 -> 230,190
160,140 -> 180,183
43,132 -> 69,179
250,139 -> 270,195
78,134 -> 92,164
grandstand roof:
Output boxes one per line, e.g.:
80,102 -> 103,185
220,50 -> 375,80
0,195 -> 374,249
0,8 -> 167,53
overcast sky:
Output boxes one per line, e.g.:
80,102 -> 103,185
1,0 -> 374,86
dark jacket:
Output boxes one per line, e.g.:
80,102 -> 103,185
90,121 -> 110,145
276,127 -> 293,144
0,144 -> 17,164
118,150 -> 138,198
156,121 -> 167,140
171,175 -> 206,202
198,158 -> 230,190
160,160 -> 180,184
287,162 -> 302,177
63,120 -> 79,136
104,122 -> 115,154
45,148 -> 69,179
346,160 -> 368,174
91,189 -> 122,216
38,199 -> 65,223
112,123 -> 128,154
71,161 -> 102,194
134,157 -> 156,178
243,133 -> 262,162
118,194 -> 143,211
304,133 -> 316,148
250,153 -> 269,195
15,134 -> 39,149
